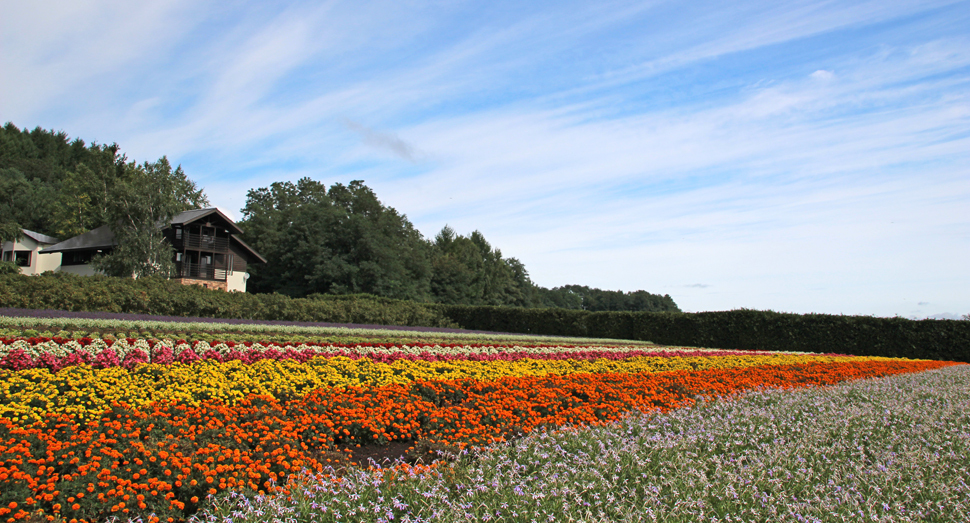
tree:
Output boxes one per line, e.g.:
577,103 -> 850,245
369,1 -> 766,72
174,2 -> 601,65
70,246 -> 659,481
0,167 -> 59,241
0,123 -> 125,240
428,226 -> 536,306
533,284 -> 679,312
238,178 -> 432,300
429,226 -> 484,305
91,157 -> 208,278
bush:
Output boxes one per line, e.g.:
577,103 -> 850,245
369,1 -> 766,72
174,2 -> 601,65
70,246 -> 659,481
0,272 -> 456,328
433,305 -> 970,363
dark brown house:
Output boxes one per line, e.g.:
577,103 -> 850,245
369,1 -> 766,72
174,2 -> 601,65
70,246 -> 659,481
41,208 -> 265,292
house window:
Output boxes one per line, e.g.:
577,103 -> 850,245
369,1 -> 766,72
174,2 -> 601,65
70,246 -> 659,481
175,228 -> 182,240
2,251 -> 11,262
62,251 -> 95,266
14,251 -> 31,267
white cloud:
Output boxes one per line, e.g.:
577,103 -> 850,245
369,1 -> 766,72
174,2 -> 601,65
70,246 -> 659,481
810,69 -> 835,80
2,0 -> 968,317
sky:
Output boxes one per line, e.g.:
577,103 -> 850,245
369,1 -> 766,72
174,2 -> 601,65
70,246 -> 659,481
2,0 -> 968,319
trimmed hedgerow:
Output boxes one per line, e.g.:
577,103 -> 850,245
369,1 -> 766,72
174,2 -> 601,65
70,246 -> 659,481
0,273 -> 455,328
2,273 -> 966,362
431,305 -> 970,363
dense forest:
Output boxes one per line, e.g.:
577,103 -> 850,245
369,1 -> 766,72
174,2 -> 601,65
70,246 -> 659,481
0,123 -> 679,312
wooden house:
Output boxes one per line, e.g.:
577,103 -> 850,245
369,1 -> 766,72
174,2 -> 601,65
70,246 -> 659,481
40,208 -> 265,292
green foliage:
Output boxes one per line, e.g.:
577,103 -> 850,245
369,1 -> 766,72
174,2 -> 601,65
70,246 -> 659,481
0,272 -> 456,328
0,261 -> 20,275
433,305 -> 970,362
0,124 -> 208,277
2,123 -> 675,314
0,122 -> 125,239
90,156 -> 208,278
430,227 -> 536,307
534,284 -> 680,312
239,178 -> 432,300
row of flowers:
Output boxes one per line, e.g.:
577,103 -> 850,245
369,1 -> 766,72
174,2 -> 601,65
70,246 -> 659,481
0,358 -> 957,523
0,352 -> 864,426
0,336 -> 785,369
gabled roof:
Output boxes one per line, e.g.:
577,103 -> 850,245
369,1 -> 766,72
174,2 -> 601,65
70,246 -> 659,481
170,208 -> 244,235
21,229 -> 60,245
231,235 -> 267,264
40,225 -> 116,254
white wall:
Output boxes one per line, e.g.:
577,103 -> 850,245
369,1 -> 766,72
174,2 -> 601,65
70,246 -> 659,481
2,237 -> 61,275
35,250 -> 62,274
226,271 -> 249,293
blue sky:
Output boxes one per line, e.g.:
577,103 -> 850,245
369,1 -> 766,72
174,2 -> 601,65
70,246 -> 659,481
2,0 -> 968,318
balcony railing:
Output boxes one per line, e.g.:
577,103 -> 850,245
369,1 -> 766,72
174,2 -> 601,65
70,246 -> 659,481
175,261 -> 227,282
179,232 -> 229,252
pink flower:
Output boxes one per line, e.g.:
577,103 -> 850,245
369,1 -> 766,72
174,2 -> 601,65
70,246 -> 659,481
201,349 -> 224,362
176,348 -> 200,364
0,349 -> 34,371
122,348 -> 150,369
37,352 -> 62,372
93,348 -> 121,368
151,345 -> 175,365
60,351 -> 93,369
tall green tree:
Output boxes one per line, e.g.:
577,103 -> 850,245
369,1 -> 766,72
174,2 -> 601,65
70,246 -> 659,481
0,123 -> 124,240
429,226 -> 536,307
429,226 -> 485,305
0,168 -> 58,241
91,157 -> 208,278
239,178 -> 432,300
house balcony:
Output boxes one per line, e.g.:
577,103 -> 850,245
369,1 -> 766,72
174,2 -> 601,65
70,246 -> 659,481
177,232 -> 229,253
175,261 -> 228,282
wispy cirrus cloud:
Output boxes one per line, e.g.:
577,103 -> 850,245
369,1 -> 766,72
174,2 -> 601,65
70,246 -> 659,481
2,0 -> 968,317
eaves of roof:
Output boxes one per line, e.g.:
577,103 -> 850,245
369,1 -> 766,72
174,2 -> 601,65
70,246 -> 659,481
21,229 -> 60,245
170,208 -> 244,235
40,225 -> 117,254
230,234 -> 267,264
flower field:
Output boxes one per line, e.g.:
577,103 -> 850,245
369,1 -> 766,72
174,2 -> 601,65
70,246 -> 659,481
0,317 -> 962,523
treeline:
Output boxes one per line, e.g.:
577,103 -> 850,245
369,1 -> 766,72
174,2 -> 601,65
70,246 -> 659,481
534,285 -> 680,312
239,179 -> 677,310
1,123 -> 677,311
0,123 -> 207,277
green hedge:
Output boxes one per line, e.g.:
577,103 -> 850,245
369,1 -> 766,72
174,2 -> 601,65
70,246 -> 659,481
0,273 -> 455,328
1,273 -> 966,362
432,305 -> 970,362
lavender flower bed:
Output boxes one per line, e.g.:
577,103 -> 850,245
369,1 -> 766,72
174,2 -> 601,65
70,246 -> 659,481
181,365 -> 969,523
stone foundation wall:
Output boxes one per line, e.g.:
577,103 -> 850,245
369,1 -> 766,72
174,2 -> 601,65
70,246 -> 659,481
175,278 -> 228,292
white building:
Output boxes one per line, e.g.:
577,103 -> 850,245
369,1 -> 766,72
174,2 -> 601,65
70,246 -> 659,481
1,229 -> 62,275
